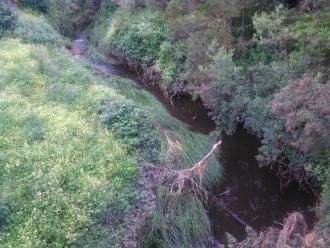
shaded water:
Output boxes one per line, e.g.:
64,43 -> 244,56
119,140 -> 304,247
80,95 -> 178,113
209,129 -> 317,242
72,38 -> 318,242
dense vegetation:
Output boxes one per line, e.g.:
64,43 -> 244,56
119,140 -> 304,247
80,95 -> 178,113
1,0 -> 329,246
88,0 -> 330,245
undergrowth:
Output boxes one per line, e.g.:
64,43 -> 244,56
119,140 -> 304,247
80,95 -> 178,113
99,99 -> 161,163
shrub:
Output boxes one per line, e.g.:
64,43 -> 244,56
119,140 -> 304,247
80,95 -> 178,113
13,12 -> 62,45
271,75 -> 330,154
155,40 -> 187,84
107,10 -> 169,66
201,48 -> 245,135
17,0 -> 48,12
0,3 -> 16,38
99,100 -> 161,162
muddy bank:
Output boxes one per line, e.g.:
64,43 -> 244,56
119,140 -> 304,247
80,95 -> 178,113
72,37 -> 319,243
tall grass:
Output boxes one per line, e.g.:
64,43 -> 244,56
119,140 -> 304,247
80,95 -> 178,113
110,76 -> 222,188
103,75 -> 222,247
140,192 -> 212,248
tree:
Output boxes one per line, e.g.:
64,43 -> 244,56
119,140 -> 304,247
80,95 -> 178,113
206,0 -> 251,50
201,48 -> 246,134
271,74 -> 330,154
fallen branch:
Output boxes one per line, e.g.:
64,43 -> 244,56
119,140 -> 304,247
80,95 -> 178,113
166,138 -> 255,229
168,140 -> 222,203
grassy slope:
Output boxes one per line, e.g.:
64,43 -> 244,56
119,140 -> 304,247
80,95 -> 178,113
0,37 -> 138,246
0,7 -> 224,247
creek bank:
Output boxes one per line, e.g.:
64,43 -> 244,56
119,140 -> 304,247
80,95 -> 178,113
99,48 -> 214,122
75,38 -> 216,134
72,37 -> 319,246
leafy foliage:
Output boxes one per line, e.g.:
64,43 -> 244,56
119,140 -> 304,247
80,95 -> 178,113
109,10 -> 169,66
201,48 -> 245,135
271,75 -> 330,154
155,40 -> 187,84
99,100 -> 161,162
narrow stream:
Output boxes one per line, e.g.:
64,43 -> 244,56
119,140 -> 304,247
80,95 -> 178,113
72,38 -> 318,242
91,60 -> 216,134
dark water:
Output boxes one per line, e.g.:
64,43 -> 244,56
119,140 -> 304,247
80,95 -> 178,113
72,38 -> 318,242
209,130 -> 318,242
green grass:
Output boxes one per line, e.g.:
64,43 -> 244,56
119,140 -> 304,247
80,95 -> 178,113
0,38 -> 137,246
0,33 -> 222,247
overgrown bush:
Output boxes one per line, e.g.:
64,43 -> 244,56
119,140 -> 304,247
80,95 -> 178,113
109,10 -> 169,66
155,40 -> 187,84
271,74 -> 330,154
99,100 -> 161,162
201,48 -> 246,135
